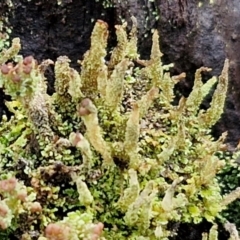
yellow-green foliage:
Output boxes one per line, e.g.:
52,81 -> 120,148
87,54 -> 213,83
0,17 -> 237,239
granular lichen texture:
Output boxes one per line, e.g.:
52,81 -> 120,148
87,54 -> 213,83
0,17 -> 238,240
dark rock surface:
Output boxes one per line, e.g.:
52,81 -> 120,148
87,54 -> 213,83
155,0 -> 240,147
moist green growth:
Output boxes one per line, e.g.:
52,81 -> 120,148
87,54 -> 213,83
0,17 -> 238,239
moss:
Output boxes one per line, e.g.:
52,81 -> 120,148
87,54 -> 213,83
0,16 -> 237,239
217,151 -> 240,230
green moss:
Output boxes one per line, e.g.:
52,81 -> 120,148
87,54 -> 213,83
0,17 -> 237,239
95,0 -> 114,9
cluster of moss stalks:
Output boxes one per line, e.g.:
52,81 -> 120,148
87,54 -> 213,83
0,17 -> 239,240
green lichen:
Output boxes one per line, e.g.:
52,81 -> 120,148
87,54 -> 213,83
0,17 -> 238,240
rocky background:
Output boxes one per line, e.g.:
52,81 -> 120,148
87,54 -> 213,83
0,0 -> 240,239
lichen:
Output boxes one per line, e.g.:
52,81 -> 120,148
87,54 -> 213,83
0,16 -> 238,240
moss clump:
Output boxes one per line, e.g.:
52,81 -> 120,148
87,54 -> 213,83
217,150 -> 240,230
0,17 -> 238,239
